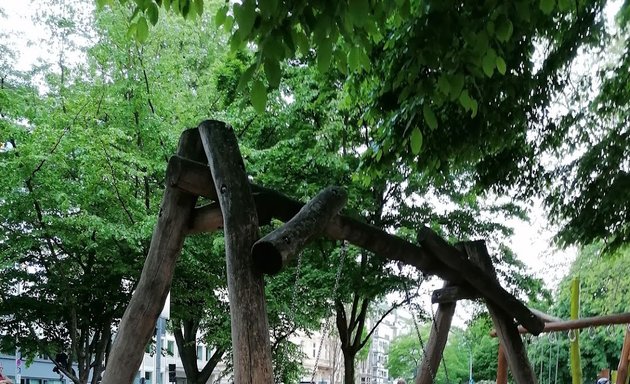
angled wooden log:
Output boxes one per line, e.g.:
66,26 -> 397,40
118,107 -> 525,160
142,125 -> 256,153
197,120 -> 274,384
463,240 -> 538,384
187,203 -> 223,234
101,129 -> 203,384
419,227 -> 545,335
169,155 -> 544,333
616,326 -> 630,384
251,186 -> 347,274
416,282 -> 457,384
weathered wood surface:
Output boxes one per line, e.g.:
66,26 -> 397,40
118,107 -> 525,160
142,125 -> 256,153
431,285 -> 477,303
416,283 -> 457,384
615,325 -> 630,384
171,155 -> 543,333
251,186 -> 347,274
101,129 -> 202,384
419,228 -> 544,335
464,241 -> 538,384
198,120 -> 274,384
497,344 -> 508,384
491,313 -> 630,336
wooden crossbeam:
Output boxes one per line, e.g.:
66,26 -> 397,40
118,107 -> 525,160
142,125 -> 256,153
169,154 -> 545,335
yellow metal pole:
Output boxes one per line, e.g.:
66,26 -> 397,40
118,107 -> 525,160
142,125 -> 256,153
570,278 -> 583,384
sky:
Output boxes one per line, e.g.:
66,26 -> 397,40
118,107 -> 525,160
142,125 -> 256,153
1,1 -> 621,325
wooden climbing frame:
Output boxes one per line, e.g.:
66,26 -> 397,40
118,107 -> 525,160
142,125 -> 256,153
101,120 -> 545,384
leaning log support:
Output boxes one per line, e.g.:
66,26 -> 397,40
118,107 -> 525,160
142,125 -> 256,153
419,227 -> 544,335
101,129 -> 203,384
416,282 -> 457,384
616,326 -> 630,384
251,186 -> 347,274
464,240 -> 538,384
198,120 -> 274,384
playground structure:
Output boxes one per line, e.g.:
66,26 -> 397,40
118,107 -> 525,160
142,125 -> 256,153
99,119 -> 612,384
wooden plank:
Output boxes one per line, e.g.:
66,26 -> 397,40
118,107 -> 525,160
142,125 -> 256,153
463,240 -> 538,384
416,282 -> 457,384
101,129 -> 202,384
251,186 -> 347,275
497,344 -> 508,384
616,326 -> 630,384
198,120 -> 274,384
419,228 -> 544,335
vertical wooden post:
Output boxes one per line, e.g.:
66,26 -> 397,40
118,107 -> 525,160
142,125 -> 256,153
497,344 -> 508,384
464,241 -> 538,384
101,129 -> 203,384
198,120 -> 274,384
570,278 -> 582,384
616,326 -> 630,384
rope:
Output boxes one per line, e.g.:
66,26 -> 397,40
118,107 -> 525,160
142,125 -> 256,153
309,241 -> 347,384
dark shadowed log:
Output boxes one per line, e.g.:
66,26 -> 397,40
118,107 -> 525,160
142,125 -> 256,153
197,120 -> 274,384
418,227 -> 545,335
416,282 -> 458,384
251,186 -> 347,274
464,240 -> 538,384
101,129 -> 202,384
497,344 -> 508,384
187,203 -> 223,234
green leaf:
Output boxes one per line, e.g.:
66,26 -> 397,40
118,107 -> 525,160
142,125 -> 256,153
147,2 -> 159,26
251,80 -> 267,113
496,56 -> 507,75
558,0 -> 572,11
126,22 -> 138,40
437,74 -> 450,95
264,58 -> 281,88
495,17 -> 513,42
215,5 -> 228,26
482,51 -> 495,77
194,0 -> 203,16
449,73 -> 465,99
422,104 -> 438,130
317,38 -> 333,73
96,0 -> 110,9
540,0 -> 555,15
234,1 -> 256,38
259,0 -> 278,17
237,64 -> 256,92
348,46 -> 361,71
470,98 -> 478,118
410,126 -> 423,155
459,89 -> 472,110
136,16 -> 149,43
348,0 -> 369,27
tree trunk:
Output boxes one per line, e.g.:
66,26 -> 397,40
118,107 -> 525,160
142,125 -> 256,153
342,349 -> 356,384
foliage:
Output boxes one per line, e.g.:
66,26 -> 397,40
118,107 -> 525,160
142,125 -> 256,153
542,243 -> 630,383
387,325 -> 470,384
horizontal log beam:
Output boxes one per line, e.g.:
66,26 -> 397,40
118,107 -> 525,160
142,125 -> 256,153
431,285 -> 478,303
251,186 -> 347,275
170,155 -> 542,333
490,312 -> 630,337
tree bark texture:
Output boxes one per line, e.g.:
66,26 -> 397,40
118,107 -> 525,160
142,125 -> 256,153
496,344 -> 508,384
101,129 -> 202,384
197,120 -> 274,384
463,240 -> 538,384
251,186 -> 347,274
616,326 -> 630,384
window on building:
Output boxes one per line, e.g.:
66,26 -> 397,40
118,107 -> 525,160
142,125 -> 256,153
145,371 -> 152,384
197,346 -> 203,360
312,342 -> 316,358
206,347 -> 213,360
167,340 -> 175,355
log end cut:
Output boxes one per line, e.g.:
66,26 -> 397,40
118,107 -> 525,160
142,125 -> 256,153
251,241 -> 283,275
